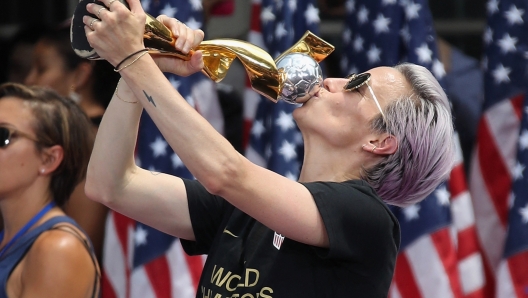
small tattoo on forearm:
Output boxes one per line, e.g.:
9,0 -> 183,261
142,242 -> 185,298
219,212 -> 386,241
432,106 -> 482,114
143,90 -> 156,107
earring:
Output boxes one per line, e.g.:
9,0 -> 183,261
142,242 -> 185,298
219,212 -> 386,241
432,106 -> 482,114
40,169 -> 45,174
69,85 -> 81,103
361,144 -> 377,153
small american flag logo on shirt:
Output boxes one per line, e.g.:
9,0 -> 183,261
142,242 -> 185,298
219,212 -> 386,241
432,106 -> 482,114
273,232 -> 285,250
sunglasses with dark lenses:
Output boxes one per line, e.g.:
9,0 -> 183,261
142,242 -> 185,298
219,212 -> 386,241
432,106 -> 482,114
0,125 -> 38,148
343,73 -> 371,91
342,72 -> 386,119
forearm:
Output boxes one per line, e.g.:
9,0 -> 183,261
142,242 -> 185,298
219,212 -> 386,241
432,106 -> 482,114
85,79 -> 143,203
119,54 -> 244,194
85,78 -> 195,238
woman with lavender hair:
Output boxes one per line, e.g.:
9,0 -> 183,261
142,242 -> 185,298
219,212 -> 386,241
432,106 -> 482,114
83,0 -> 455,296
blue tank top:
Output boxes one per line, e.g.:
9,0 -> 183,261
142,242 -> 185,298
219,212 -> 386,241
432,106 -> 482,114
0,216 -> 100,298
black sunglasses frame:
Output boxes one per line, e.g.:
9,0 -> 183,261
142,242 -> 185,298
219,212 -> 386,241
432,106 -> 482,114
0,125 -> 39,148
343,73 -> 371,91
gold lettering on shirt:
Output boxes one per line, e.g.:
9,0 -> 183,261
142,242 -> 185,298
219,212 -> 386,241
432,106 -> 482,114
226,274 -> 241,291
245,268 -> 259,287
260,287 -> 273,298
206,265 -> 273,297
201,286 -> 211,298
211,265 -> 232,287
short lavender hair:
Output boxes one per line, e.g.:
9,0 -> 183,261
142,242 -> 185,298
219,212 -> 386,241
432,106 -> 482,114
361,63 -> 455,207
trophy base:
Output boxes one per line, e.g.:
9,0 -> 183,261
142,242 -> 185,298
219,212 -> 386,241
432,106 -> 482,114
70,0 -> 129,60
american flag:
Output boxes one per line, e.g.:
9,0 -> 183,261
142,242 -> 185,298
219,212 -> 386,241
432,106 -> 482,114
101,1 -> 209,297
469,0 -> 528,297
341,0 -> 487,297
244,0 -> 320,177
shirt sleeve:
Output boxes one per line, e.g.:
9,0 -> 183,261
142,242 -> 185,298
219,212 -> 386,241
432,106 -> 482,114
302,180 -> 400,266
180,179 -> 232,255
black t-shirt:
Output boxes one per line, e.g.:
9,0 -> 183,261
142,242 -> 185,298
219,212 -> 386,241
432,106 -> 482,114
181,179 -> 400,298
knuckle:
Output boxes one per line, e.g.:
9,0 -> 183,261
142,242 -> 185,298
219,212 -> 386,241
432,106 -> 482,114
136,11 -> 146,20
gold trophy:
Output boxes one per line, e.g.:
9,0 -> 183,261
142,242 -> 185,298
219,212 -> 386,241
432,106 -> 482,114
70,0 -> 334,103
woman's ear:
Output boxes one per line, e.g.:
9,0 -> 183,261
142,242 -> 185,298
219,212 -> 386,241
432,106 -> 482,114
71,61 -> 94,92
362,134 -> 398,155
374,135 -> 398,155
39,145 -> 64,175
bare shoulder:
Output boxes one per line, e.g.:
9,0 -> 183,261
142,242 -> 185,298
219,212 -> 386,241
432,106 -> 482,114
29,226 -> 93,261
20,226 -> 98,297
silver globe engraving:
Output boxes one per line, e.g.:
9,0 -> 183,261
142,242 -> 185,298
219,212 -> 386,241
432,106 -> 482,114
276,53 -> 323,104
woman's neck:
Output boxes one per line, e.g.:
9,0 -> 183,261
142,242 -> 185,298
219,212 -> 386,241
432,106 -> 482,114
0,184 -> 53,246
299,142 -> 362,183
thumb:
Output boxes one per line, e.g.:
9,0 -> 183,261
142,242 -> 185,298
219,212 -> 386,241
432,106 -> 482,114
189,51 -> 204,73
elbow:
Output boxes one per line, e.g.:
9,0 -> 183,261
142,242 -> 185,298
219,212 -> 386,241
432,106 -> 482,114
199,153 -> 247,197
84,162 -> 121,206
84,166 -> 107,204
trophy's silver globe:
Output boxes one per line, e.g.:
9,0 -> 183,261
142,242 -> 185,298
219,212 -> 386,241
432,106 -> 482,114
276,53 -> 323,104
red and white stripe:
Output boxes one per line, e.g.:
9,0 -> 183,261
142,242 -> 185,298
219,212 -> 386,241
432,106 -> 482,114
390,228 -> 463,298
102,212 -> 205,298
102,212 -> 134,298
469,93 -> 525,296
495,251 -> 528,298
390,133 -> 488,298
450,133 -> 488,298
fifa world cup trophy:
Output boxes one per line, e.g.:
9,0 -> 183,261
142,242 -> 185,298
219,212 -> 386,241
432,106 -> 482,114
276,53 -> 324,104
70,0 -> 334,103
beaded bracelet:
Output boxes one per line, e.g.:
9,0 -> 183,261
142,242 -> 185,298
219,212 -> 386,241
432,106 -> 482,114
114,49 -> 149,72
